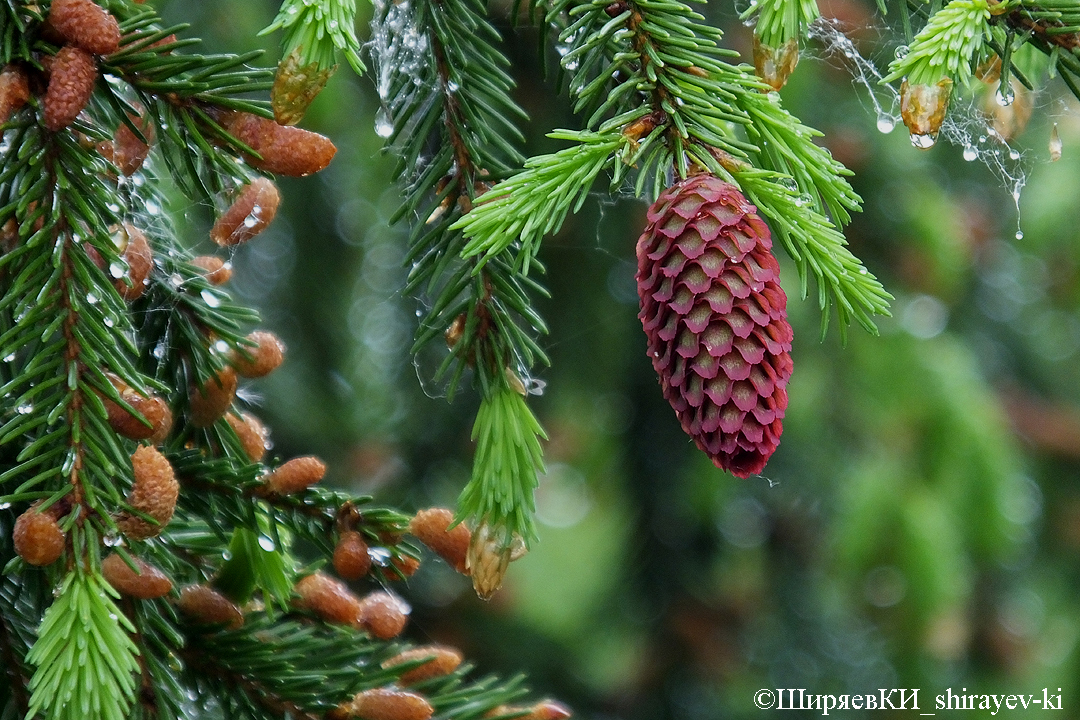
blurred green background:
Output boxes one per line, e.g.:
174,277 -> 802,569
160,0 -> 1080,716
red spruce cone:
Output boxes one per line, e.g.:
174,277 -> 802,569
636,175 -> 793,478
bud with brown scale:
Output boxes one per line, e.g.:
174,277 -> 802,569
271,48 -> 333,126
391,554 -> 420,577
263,456 -> 326,495
485,700 -> 573,720
43,46 -> 97,131
466,522 -> 526,600
293,572 -> 363,626
333,530 -> 371,581
117,445 -> 178,540
229,331 -> 285,378
210,177 -> 280,246
189,366 -> 237,427
0,65 -> 30,124
101,373 -> 172,442
408,508 -> 470,574
382,645 -> 463,685
112,224 -> 152,301
46,0 -> 120,55
113,115 -> 154,176
101,553 -> 173,599
178,585 -> 244,628
191,256 -> 232,285
13,503 -> 64,566
218,110 -> 336,177
225,412 -> 269,462
337,688 -> 433,720
358,591 -> 410,639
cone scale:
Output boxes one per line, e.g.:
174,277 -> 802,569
636,175 -> 793,477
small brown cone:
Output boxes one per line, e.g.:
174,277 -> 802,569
219,111 -> 336,177
113,224 -> 152,300
264,456 -> 325,495
408,508 -> 470,574
43,46 -> 97,131
46,0 -> 121,55
13,504 -> 64,566
226,412 -> 269,462
189,366 -> 237,427
382,645 -> 463,685
0,65 -> 30,124
113,115 -> 153,176
341,688 -> 433,720
357,591 -> 410,639
210,177 -> 280,246
333,530 -> 371,581
117,445 -> 178,540
101,553 -> 173,599
191,256 -> 232,285
102,374 -> 172,441
230,331 -> 285,378
178,585 -> 243,628
293,572 -> 362,626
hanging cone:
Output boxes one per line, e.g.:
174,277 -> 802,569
636,175 -> 793,477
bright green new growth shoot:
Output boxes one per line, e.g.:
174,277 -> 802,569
884,0 -> 992,86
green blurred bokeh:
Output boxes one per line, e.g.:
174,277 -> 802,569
162,0 -> 1080,716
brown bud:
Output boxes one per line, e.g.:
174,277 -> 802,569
333,530 -> 371,581
178,585 -> 243,628
293,572 -> 362,626
210,177 -> 280,246
220,111 -> 336,177
0,65 -> 30,124
485,701 -> 572,720
358,591 -> 410,639
117,445 -> 178,540
341,688 -> 433,720
43,46 -> 97,131
113,116 -> 153,176
391,554 -> 420,578
46,0 -> 120,55
113,224 -> 152,300
189,366 -> 237,427
229,330 -> 285,378
444,314 -> 466,349
271,48 -> 333,126
13,504 -> 64,566
226,412 -> 269,463
383,645 -> 463,685
101,553 -> 172,599
191,255 -> 232,285
264,456 -> 326,495
466,523 -> 526,600
408,508 -> 470,574
102,374 -> 172,441
752,36 -> 800,92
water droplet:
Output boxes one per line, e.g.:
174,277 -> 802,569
963,146 -> 978,162
85,292 -> 99,304
258,535 -> 276,551
201,289 -> 222,308
152,342 -> 166,359
3,353 -> 14,362
0,502 -> 10,510
242,215 -> 258,228
328,19 -> 338,29
894,45 -> 909,60
103,316 -> 114,328
859,267 -> 868,275
526,378 -> 547,396
16,403 -> 32,414
145,200 -> 160,215
1008,149 -> 1020,161
876,116 -> 895,134
169,273 -> 184,288
222,550 -> 233,561
213,340 -> 230,353
1050,123 -> 1063,162
109,261 -> 126,279
103,533 -> 122,547
996,87 -> 1015,106
369,547 -> 391,566
910,133 -> 936,149
1015,230 -> 1024,240
778,177 -> 799,192
374,108 -> 394,138
446,80 -> 459,93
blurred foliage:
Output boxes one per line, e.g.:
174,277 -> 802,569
165,0 -> 1080,716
